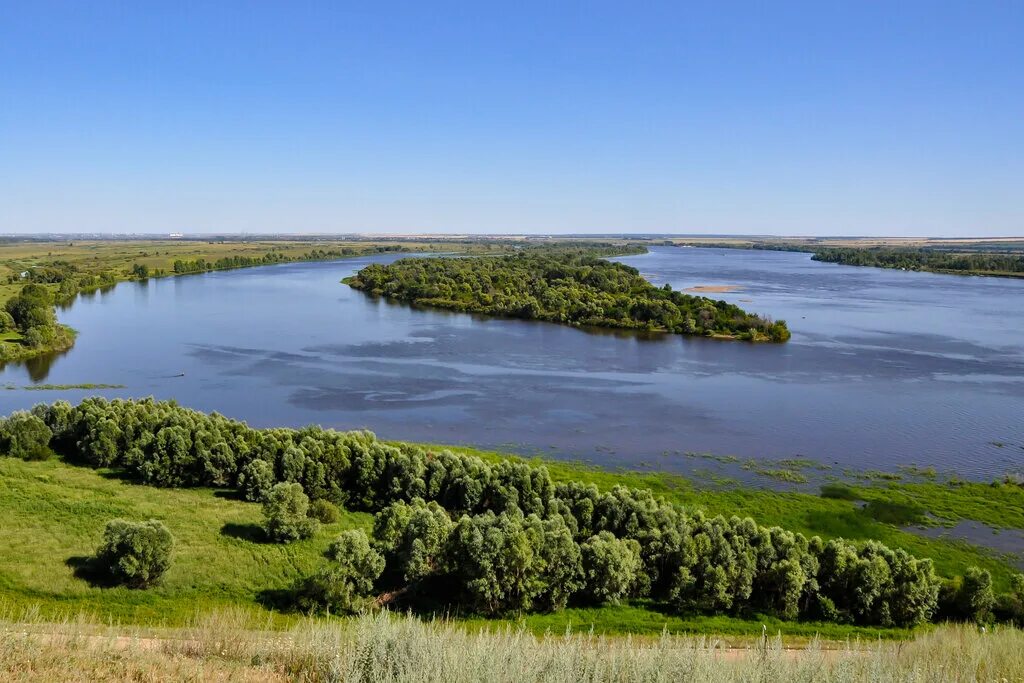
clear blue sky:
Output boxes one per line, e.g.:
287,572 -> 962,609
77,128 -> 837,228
1,1 -> 1021,236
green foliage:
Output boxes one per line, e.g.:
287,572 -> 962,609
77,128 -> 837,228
373,499 -> 454,585
262,483 -> 319,543
580,531 -> 641,605
25,398 -> 964,626
238,459 -> 275,501
345,251 -> 790,342
441,511 -> 581,615
293,530 -> 384,614
308,498 -> 341,524
0,410 -> 53,460
0,310 -> 15,332
820,483 -> 859,500
95,519 -> 174,588
960,567 -> 996,624
5,283 -> 55,330
863,500 -> 927,526
812,247 -> 1024,276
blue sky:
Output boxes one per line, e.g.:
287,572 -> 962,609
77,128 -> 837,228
1,1 -> 1021,236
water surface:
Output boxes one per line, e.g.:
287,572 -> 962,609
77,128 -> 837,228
1,247 -> 1021,479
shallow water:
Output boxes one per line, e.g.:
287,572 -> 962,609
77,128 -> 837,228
0,247 -> 1021,479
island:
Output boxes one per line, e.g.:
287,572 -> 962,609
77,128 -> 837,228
344,249 -> 791,342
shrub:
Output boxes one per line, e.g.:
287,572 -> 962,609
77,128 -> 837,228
238,459 -> 275,501
308,498 -> 341,524
0,411 -> 53,460
580,531 -> 641,605
263,482 -> 319,543
95,519 -> 174,587
294,530 -> 384,614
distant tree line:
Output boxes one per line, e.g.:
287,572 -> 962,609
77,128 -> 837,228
810,248 -> 1024,277
345,250 -> 790,342
6,397 -> 1019,625
169,246 -> 410,274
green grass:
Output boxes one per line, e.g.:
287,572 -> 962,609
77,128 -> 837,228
2,445 -> 1023,637
0,457 -> 371,625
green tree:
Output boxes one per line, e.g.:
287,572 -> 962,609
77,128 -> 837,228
580,531 -> 641,605
95,519 -> 174,587
294,530 -> 385,614
0,410 -> 53,460
960,566 -> 995,624
238,459 -> 275,501
263,482 -> 319,542
374,498 -> 454,585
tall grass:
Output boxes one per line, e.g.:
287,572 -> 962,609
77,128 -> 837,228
2,608 -> 1021,682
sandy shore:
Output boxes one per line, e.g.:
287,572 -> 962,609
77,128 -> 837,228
685,284 -> 744,293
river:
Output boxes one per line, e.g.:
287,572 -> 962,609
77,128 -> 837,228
0,246 -> 1021,481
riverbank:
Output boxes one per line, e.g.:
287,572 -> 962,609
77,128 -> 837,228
2,431 -> 1021,637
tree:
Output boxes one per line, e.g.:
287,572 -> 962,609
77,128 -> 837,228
294,530 -> 385,614
580,531 -> 641,605
0,410 -> 53,460
132,263 -> 150,279
442,511 -> 547,615
95,519 -> 174,587
374,498 -> 453,585
263,482 -> 319,542
5,284 -> 56,331
960,567 -> 995,624
238,459 -> 275,501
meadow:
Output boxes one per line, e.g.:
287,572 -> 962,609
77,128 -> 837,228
2,438 -> 1021,638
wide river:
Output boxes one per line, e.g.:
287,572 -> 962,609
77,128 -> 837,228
1,247 -> 1021,480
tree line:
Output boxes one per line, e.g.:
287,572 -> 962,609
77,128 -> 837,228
344,250 -> 790,342
170,246 -> 410,275
811,247 -> 1024,277
4,397 -> 1018,625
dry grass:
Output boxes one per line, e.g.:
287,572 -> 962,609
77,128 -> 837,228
1,608 -> 1021,682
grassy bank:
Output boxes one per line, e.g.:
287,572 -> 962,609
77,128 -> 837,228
2,438 -> 1021,638
2,609 -> 1020,682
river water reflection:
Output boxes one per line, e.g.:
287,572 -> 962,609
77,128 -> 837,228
1,247 -> 1021,480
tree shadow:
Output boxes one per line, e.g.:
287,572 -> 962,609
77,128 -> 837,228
65,555 -> 118,588
256,587 -> 298,612
213,489 -> 247,502
220,521 -> 270,543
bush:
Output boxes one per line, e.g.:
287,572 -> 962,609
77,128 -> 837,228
580,531 -> 641,605
0,411 -> 53,460
95,519 -> 174,587
294,530 -> 384,614
263,482 -> 319,543
238,459 -> 275,502
308,498 -> 341,524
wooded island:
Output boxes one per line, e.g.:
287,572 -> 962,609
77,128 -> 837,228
345,250 -> 791,342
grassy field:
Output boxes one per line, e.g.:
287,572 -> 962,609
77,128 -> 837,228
2,610 -> 1020,682
3,439 -> 1022,639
